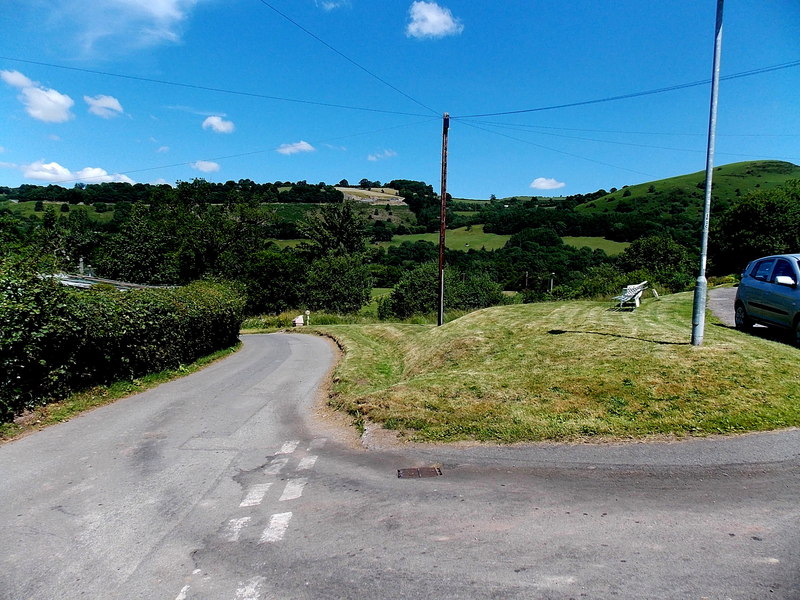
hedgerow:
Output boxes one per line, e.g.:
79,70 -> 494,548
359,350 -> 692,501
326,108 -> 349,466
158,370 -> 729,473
0,266 -> 244,422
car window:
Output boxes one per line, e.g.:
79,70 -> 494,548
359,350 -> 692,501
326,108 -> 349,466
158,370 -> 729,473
772,259 -> 795,282
751,259 -> 775,281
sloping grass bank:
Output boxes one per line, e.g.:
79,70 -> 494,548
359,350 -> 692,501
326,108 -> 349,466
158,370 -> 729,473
317,293 -> 800,442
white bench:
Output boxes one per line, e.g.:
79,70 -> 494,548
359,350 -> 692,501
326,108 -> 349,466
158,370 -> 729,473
613,281 -> 648,308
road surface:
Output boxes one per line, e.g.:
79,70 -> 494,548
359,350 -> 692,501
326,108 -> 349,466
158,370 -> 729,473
1,332 -> 799,599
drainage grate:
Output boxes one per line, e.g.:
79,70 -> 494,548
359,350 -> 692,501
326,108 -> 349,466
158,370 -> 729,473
397,466 -> 443,479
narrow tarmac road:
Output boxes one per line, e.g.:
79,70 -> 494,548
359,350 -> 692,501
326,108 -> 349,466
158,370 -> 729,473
1,332 -> 798,599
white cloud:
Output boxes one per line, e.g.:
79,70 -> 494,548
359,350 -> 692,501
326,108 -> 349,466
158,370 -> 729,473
74,166 -> 134,183
277,141 -> 315,155
64,0 -> 204,53
368,149 -> 398,162
0,146 -> 5,153
48,134 -> 62,141
191,160 -> 220,173
202,115 -> 235,134
156,146 -> 170,153
22,160 -> 133,183
84,94 -> 124,118
315,0 -> 350,10
0,70 -> 33,88
530,177 -> 566,190
406,2 -> 463,39
1,70 -> 74,123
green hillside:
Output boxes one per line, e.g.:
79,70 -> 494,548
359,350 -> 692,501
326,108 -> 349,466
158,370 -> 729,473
576,160 -> 800,217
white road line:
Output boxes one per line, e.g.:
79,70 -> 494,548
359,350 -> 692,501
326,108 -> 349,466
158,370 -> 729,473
264,457 -> 289,475
296,456 -> 318,471
175,585 -> 190,600
259,512 -> 293,543
277,440 -> 300,455
308,438 -> 327,450
240,483 -> 273,507
279,478 -> 308,502
234,576 -> 266,600
225,516 -> 251,542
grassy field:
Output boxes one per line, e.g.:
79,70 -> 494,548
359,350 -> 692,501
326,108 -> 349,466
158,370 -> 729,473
577,160 -> 800,217
384,226 -> 628,254
562,236 -> 629,255
317,292 -> 800,443
383,225 -> 511,250
1,201 -> 116,224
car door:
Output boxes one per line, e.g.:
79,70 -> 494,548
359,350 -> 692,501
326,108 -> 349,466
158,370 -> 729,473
743,258 -> 776,324
762,258 -> 800,328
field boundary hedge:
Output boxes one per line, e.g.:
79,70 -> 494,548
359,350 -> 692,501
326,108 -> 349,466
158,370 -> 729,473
0,268 -> 244,422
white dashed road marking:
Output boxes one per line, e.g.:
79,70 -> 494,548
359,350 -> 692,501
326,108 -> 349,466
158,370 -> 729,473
225,517 -> 252,542
277,440 -> 300,455
260,512 -> 293,543
264,457 -> 289,475
296,455 -> 318,471
234,576 -> 266,600
240,483 -> 273,507
279,478 -> 308,502
175,585 -> 190,600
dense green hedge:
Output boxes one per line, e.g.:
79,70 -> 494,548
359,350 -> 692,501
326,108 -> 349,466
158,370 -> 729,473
0,268 -> 244,422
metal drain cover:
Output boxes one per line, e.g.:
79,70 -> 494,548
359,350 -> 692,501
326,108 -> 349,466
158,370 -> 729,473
397,466 -> 443,478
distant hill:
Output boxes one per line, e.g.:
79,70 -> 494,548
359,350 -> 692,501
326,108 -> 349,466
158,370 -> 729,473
575,160 -> 800,218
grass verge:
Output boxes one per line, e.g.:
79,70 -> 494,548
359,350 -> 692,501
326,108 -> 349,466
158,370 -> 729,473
316,292 -> 800,443
0,343 -> 241,444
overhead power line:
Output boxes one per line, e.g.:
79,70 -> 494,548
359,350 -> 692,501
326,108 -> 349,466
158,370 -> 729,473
254,0 -> 440,116
0,56 -> 432,118
454,59 -> 800,119
457,120 -> 655,178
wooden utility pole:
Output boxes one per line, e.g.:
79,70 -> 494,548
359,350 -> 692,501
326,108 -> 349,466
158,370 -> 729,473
437,113 -> 450,327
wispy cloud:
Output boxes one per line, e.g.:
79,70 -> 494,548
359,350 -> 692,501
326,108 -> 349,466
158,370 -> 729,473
315,0 -> 350,10
22,160 -> 133,183
277,141 -> 315,155
191,160 -> 220,173
1,70 -> 74,123
84,94 -> 124,118
59,0 -> 205,54
202,115 -> 235,134
367,149 -> 398,162
156,146 -> 170,153
406,2 -> 463,39
530,177 -> 566,190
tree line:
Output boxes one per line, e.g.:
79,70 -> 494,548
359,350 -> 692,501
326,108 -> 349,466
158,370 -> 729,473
2,176 -> 798,318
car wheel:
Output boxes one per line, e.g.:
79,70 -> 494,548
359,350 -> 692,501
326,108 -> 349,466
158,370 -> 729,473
734,303 -> 752,331
794,319 -> 800,347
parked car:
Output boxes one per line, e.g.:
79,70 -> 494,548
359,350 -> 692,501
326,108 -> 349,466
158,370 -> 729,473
734,253 -> 800,346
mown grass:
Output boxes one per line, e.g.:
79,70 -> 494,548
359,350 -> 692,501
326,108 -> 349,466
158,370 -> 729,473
561,236 -> 629,256
316,292 -> 800,443
0,343 -> 240,443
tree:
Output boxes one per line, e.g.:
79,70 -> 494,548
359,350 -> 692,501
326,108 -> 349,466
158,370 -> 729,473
712,180 -> 800,274
303,253 -> 372,313
298,201 -> 370,257
617,234 -> 694,292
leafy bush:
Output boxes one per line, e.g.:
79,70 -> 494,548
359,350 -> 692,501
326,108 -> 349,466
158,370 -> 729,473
0,265 -> 244,422
378,263 -> 503,319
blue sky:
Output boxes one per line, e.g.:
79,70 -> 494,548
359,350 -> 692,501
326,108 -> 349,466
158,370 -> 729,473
1,0 -> 798,199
